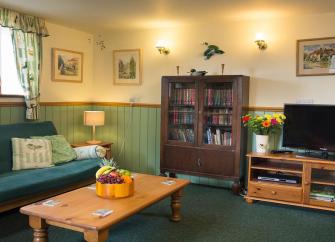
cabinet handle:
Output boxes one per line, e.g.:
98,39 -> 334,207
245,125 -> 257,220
271,191 -> 277,195
197,158 -> 202,167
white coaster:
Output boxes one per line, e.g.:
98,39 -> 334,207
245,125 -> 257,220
161,180 -> 176,186
92,209 -> 113,217
42,199 -> 60,207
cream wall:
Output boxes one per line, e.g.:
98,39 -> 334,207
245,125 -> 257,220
41,22 -> 94,102
0,21 -> 94,102
93,13 -> 335,106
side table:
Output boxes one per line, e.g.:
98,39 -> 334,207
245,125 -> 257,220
71,141 -> 113,159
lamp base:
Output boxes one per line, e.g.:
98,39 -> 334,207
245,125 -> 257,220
86,140 -> 102,145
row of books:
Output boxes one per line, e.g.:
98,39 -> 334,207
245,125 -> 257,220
205,88 -> 233,107
205,128 -> 232,146
206,113 -> 232,126
169,128 -> 195,143
169,108 -> 194,125
169,88 -> 196,106
310,187 -> 335,202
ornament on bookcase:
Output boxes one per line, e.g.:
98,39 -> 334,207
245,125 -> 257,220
188,68 -> 207,76
221,64 -> 225,75
176,66 -> 180,75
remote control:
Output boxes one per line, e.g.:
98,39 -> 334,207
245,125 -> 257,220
270,150 -> 293,154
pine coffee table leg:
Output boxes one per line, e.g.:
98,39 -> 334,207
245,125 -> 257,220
84,229 -> 109,242
170,189 -> 183,222
29,216 -> 48,242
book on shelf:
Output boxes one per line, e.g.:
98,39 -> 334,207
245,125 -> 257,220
206,108 -> 232,125
169,128 -> 194,143
310,187 -> 335,202
205,128 -> 232,146
170,88 -> 195,105
169,107 -> 194,125
205,88 -> 232,107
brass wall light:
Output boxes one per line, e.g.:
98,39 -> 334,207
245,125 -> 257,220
156,40 -> 170,55
255,33 -> 267,50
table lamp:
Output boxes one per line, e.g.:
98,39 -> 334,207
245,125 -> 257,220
84,111 -> 105,144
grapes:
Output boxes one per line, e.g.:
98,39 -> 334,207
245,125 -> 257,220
97,174 -> 125,184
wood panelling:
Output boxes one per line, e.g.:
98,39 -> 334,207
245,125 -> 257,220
0,102 -> 284,189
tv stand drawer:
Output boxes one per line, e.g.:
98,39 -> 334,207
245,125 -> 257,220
248,182 -> 302,203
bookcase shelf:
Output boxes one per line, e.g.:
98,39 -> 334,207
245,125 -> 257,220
161,75 -> 250,193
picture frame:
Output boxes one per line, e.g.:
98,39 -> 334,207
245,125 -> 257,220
52,48 -> 83,82
296,37 -> 335,76
113,49 -> 142,85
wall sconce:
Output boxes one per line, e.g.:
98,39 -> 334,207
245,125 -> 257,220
156,40 -> 170,55
255,33 -> 267,50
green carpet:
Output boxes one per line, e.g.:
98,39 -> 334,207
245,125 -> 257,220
0,184 -> 334,242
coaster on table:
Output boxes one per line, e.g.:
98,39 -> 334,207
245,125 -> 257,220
161,180 -> 176,186
92,209 -> 113,217
42,199 -> 61,207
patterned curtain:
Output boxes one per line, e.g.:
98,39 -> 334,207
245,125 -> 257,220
0,8 -> 48,120
11,31 -> 42,119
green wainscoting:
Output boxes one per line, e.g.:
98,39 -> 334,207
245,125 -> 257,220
0,104 -> 284,189
0,104 -> 92,144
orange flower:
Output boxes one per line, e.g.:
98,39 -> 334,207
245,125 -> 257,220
262,120 -> 270,128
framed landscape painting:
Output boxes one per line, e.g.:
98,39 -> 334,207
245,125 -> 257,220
52,48 -> 83,82
113,49 -> 142,85
297,37 -> 335,76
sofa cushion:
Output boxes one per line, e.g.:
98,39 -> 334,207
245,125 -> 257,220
12,138 -> 53,170
0,121 -> 57,174
0,159 -> 99,203
31,135 -> 77,164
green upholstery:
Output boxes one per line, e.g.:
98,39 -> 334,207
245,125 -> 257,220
0,121 -> 57,174
0,159 -> 98,203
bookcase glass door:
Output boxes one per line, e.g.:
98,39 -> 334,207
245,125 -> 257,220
202,82 -> 233,146
168,82 -> 196,144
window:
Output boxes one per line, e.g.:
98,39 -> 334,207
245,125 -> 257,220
0,27 -> 24,96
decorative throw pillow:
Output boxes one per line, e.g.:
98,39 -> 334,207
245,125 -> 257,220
31,135 -> 77,164
12,138 -> 53,171
74,145 -> 107,160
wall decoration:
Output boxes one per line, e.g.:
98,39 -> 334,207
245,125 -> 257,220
113,49 -> 142,85
297,37 -> 335,76
202,42 -> 224,60
52,48 -> 83,83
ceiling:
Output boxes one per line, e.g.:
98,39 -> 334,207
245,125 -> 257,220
1,0 -> 335,33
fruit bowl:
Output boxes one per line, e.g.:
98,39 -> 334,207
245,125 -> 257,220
95,160 -> 134,199
96,180 -> 134,198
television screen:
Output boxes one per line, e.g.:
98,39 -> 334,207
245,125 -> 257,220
283,104 -> 335,152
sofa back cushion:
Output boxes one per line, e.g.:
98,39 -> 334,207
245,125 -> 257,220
12,138 -> 53,170
0,121 -> 57,174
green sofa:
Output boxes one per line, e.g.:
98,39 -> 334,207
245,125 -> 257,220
0,121 -> 99,212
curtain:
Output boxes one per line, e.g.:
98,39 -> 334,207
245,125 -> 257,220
11,31 -> 42,119
0,8 -> 48,120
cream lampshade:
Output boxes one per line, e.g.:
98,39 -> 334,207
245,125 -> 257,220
84,111 -> 105,144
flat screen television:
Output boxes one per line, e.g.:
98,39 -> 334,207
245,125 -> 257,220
283,104 -> 335,153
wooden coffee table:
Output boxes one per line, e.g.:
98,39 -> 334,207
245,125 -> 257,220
20,173 -> 190,242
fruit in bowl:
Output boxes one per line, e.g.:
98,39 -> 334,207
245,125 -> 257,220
95,159 -> 134,198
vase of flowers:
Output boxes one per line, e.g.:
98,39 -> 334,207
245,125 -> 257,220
242,113 -> 286,153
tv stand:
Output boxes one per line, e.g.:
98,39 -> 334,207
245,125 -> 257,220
245,152 -> 335,212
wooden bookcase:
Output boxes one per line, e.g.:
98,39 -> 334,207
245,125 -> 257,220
160,75 -> 250,191
246,152 -> 335,212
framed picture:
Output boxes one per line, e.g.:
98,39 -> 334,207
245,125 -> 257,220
52,48 -> 83,82
113,49 -> 142,85
297,37 -> 335,76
